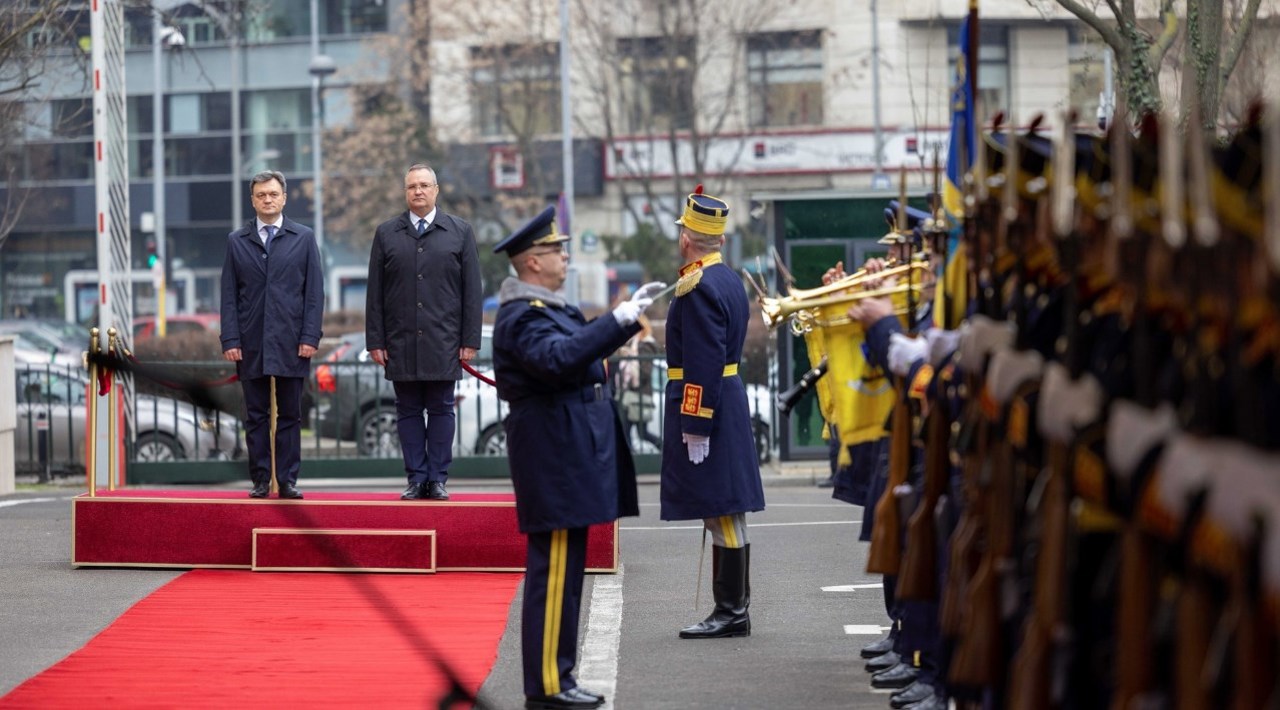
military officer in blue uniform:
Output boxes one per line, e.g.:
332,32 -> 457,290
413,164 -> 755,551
492,206 -> 665,710
660,187 -> 765,640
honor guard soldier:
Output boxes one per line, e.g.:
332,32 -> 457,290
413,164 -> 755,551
491,206 -> 665,710
660,187 -> 766,639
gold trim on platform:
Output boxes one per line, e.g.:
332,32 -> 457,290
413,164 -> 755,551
251,528 -> 437,574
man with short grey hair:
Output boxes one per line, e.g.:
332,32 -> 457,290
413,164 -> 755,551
220,170 -> 325,499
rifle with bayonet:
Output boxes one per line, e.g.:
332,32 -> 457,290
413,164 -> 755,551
866,168 -> 920,577
898,147 -> 952,601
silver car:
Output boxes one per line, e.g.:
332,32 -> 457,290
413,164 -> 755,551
14,364 -> 243,475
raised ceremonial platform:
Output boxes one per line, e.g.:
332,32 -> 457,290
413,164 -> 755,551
72,490 -> 618,572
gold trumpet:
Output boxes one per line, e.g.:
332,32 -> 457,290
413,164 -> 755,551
761,281 -> 925,335
781,257 -> 928,301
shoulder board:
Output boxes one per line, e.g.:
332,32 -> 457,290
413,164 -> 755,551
675,269 -> 702,297
529,299 -> 545,308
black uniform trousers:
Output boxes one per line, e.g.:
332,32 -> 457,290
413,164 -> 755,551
241,375 -> 304,487
522,526 -> 589,698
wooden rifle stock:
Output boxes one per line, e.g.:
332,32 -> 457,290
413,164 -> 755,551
1111,524 -> 1156,709
1231,520 -> 1271,710
866,378 -> 913,576
940,397 -> 988,637
898,394 -> 950,600
950,431 -> 1016,688
1008,439 -> 1071,710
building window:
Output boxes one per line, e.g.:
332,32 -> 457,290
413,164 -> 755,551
471,43 -> 561,138
324,0 -> 388,35
949,25 -> 1009,121
617,36 -> 695,134
1069,25 -> 1108,128
747,30 -> 823,128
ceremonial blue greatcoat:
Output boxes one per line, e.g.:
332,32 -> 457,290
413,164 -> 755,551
660,253 -> 764,521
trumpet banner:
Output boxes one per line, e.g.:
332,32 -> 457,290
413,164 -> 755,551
802,305 -> 895,467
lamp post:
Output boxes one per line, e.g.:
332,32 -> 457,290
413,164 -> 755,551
309,0 -> 336,255
151,15 -> 184,337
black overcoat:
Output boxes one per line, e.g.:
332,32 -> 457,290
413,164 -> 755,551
365,211 -> 483,381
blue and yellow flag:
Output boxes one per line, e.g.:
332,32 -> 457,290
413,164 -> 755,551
936,13 -> 975,329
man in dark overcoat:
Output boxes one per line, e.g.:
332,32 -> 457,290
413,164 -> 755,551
365,163 -> 483,501
220,170 -> 324,499
491,205 -> 663,710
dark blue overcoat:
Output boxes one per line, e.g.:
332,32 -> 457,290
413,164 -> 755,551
493,289 -> 640,534
660,254 -> 764,521
219,217 -> 325,379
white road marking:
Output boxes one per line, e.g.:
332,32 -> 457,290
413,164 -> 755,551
844,624 -> 892,635
821,583 -> 885,592
0,497 -> 65,508
622,520 -> 859,531
578,563 -> 624,709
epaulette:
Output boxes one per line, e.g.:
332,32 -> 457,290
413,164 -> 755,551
675,269 -> 702,297
529,299 -> 545,308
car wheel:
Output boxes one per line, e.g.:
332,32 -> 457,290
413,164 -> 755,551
358,406 -> 400,457
136,432 -> 185,462
753,417 -> 772,464
476,422 -> 507,456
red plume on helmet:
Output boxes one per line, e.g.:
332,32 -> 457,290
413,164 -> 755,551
693,184 -> 703,195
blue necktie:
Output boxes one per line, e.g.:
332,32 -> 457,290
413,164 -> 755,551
264,225 -> 277,253
416,218 -> 426,236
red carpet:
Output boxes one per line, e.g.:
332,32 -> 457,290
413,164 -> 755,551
0,569 -> 521,709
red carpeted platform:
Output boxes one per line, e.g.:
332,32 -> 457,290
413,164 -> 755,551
251,528 -> 438,573
72,490 -> 618,572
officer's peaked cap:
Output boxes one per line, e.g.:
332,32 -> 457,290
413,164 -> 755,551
493,205 -> 570,256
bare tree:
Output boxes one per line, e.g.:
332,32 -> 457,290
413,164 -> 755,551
1039,0 -> 1263,128
573,0 -> 789,235
0,0 -> 89,254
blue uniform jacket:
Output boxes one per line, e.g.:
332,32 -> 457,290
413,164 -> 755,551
219,217 -> 324,380
660,256 -> 764,521
492,284 -> 641,534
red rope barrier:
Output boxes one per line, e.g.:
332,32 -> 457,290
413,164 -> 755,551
461,360 -> 496,387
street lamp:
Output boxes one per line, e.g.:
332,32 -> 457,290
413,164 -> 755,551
309,0 -> 336,256
151,15 -> 184,337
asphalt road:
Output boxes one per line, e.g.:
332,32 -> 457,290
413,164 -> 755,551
0,479 -> 895,709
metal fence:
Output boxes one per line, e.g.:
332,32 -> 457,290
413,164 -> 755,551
11,355 -> 778,480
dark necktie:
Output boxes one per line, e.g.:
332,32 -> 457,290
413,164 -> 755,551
264,224 -> 277,253
416,218 -> 427,236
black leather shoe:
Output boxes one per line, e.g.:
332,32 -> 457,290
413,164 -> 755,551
424,481 -> 449,500
278,483 -> 303,499
902,693 -> 946,710
890,680 -> 935,708
524,687 -> 605,709
870,662 -> 919,690
249,482 -> 269,498
817,476 -> 836,488
865,649 -> 900,673
401,483 -> 424,500
860,633 -> 895,658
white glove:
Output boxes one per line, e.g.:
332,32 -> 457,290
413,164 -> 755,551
611,281 -> 666,326
925,328 -> 960,367
887,333 -> 927,377
682,433 -> 710,465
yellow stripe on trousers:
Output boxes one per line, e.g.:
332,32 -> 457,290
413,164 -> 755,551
541,529 -> 567,694
717,515 -> 739,548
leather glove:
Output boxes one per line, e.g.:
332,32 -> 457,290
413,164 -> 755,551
887,332 -> 927,377
611,281 -> 666,326
682,433 -> 710,465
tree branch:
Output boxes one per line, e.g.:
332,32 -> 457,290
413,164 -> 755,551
1147,6 -> 1179,67
1054,0 -> 1125,51
1218,0 -> 1263,90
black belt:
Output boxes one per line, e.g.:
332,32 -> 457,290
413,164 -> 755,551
520,383 -> 612,406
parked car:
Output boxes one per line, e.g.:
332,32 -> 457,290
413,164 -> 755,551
133,313 -> 221,341
309,327 -> 503,457
309,327 -> 775,463
14,364 -> 243,475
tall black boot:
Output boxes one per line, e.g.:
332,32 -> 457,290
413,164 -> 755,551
743,543 -> 751,611
679,545 -> 750,639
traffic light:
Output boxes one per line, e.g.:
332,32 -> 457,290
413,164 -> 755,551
146,239 -> 159,269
